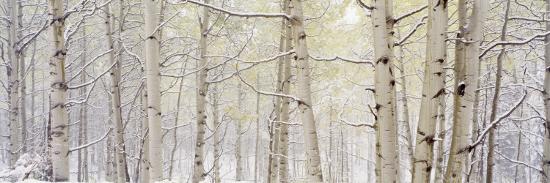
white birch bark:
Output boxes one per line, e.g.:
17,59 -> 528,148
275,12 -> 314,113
445,0 -> 487,182
192,0 -> 210,181
144,0 -> 163,180
289,0 -> 323,181
371,0 -> 398,182
413,0 -> 448,182
47,0 -> 70,180
104,3 -> 129,182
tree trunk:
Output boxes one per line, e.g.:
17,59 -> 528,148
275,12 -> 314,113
371,0 -> 398,182
542,0 -> 550,181
104,3 -> 129,182
169,72 -> 184,179
47,0 -> 70,180
268,1 -> 290,180
486,0 -> 510,182
17,0 -> 27,154
144,0 -> 163,180
396,40 -> 413,183
236,82 -> 244,181
140,86 -> 150,183
445,0 -> 487,182
289,0 -> 323,181
192,0 -> 210,181
278,3 -> 293,180
413,0 -> 448,182
254,72 -> 261,183
211,84 -> 221,183
8,0 -> 21,168
77,21 -> 89,182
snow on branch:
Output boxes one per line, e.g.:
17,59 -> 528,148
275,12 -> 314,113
180,0 -> 291,20
309,55 -> 374,66
236,72 -> 304,104
69,128 -> 112,152
467,91 -> 527,152
480,31 -> 550,58
394,5 -> 428,23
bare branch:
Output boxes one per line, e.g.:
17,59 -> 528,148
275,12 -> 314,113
69,128 -> 112,152
179,0 -> 291,19
480,31 -> 550,58
468,91 -> 527,150
394,5 -> 428,23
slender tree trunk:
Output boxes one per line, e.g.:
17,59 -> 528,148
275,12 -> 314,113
140,86 -> 150,183
30,41 -> 37,153
486,0 -> 510,182
445,0 -> 487,182
17,0 -> 27,154
278,5 -> 293,180
254,72 -> 261,183
396,41 -> 413,182
413,1 -> 448,182
542,0 -> 550,181
268,5 -> 288,180
468,54 -> 483,183
169,72 -> 185,179
77,21 -> 89,182
236,82 -> 244,181
47,0 -> 70,180
106,120 -> 115,182
192,0 -> 210,181
144,0 -> 163,180
211,84 -> 221,183
289,0 -> 323,181
103,3 -> 129,182
8,0 -> 21,168
371,0 -> 398,182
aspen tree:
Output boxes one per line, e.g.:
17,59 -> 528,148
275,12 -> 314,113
413,0 -> 448,182
17,0 -> 27,154
268,1 -> 289,180
278,1 -> 293,180
542,0 -> 550,181
446,0 -> 487,182
192,0 -> 210,181
48,0 -> 70,180
371,0 -> 398,182
77,21 -> 89,182
254,72 -> 261,183
104,2 -> 129,182
486,0 -> 511,181
144,0 -> 163,180
7,0 -> 21,168
140,87 -> 150,183
236,83 -> 244,181
289,0 -> 323,181
211,85 -> 221,183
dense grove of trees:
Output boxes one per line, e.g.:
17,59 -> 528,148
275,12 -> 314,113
1,0 -> 550,182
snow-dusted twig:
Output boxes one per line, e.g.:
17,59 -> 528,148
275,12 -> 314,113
179,0 -> 291,19
480,31 -> 550,58
69,128 -> 112,152
467,91 -> 527,151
